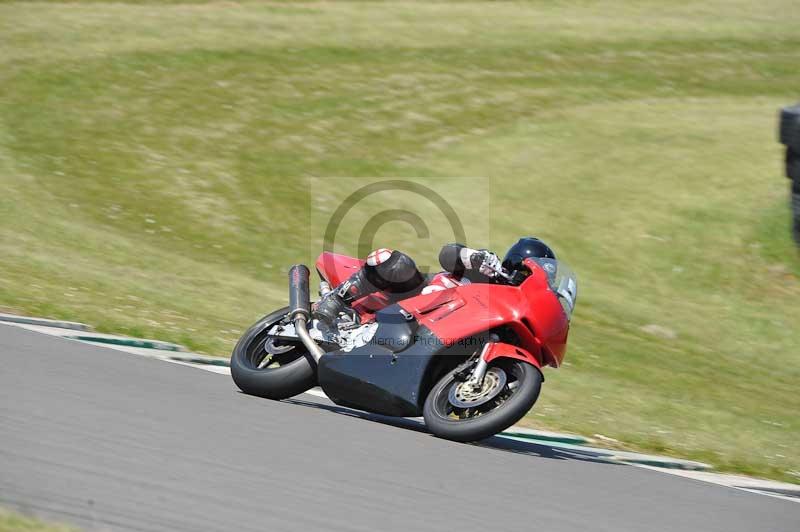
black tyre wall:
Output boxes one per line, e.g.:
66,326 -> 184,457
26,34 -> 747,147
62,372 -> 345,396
788,149 -> 800,246
779,104 -> 800,153
793,178 -> 800,246
782,103 -> 800,245
788,149 -> 800,181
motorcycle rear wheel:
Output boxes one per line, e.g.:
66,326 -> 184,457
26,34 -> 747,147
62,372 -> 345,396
230,307 -> 317,400
423,359 -> 542,442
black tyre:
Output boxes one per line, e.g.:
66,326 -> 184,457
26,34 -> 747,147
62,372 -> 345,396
792,178 -> 800,246
779,104 -> 800,153
423,358 -> 542,442
230,307 -> 317,400
787,149 -> 800,181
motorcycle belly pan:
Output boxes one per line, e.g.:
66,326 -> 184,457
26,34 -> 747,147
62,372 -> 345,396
317,326 -> 444,417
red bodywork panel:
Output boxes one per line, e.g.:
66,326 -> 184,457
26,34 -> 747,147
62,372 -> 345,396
483,342 -> 542,369
316,253 -> 569,368
315,252 -> 362,286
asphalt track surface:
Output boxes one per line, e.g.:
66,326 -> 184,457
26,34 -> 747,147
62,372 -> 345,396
1,325 -> 798,532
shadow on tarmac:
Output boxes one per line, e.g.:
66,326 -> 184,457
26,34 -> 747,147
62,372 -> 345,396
281,396 -> 621,467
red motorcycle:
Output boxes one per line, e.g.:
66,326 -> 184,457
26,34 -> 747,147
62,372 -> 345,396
231,251 -> 577,442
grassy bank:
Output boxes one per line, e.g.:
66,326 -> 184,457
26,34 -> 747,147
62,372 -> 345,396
1,1 -> 798,482
0,508 -> 75,532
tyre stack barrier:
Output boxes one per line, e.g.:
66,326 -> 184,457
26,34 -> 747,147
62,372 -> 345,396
779,103 -> 800,246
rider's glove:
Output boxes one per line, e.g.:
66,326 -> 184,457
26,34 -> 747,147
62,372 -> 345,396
471,251 -> 503,278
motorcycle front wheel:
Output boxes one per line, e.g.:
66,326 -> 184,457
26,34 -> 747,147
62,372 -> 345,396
423,359 -> 542,442
230,307 -> 317,400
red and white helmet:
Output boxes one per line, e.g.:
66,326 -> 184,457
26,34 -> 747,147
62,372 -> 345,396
366,248 -> 393,267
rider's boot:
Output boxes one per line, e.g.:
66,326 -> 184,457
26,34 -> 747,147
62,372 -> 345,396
312,270 -> 369,323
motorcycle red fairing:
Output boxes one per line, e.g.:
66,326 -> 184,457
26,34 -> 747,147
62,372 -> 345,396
314,252 -> 570,417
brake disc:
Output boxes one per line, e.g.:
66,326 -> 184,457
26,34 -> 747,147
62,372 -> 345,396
448,367 -> 507,409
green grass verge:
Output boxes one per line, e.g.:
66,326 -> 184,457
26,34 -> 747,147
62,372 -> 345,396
0,508 -> 76,532
1,1 -> 799,482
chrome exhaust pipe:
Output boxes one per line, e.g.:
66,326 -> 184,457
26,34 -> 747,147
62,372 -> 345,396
293,314 -> 324,363
287,265 -> 325,363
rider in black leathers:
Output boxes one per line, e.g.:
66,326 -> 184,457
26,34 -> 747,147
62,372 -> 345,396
312,238 -> 555,324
